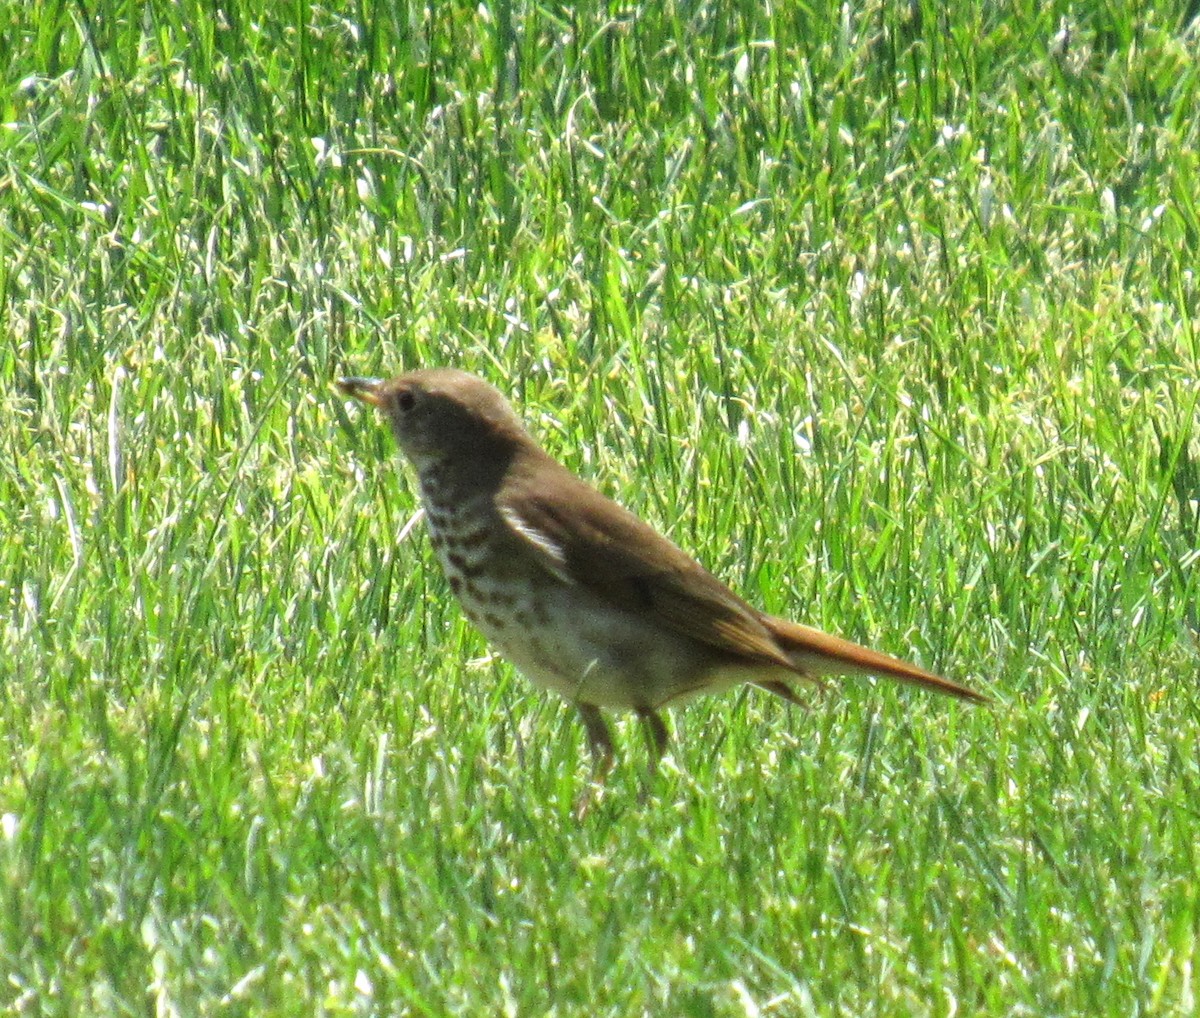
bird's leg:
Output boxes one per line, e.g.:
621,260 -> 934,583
635,706 -> 670,773
576,703 -> 614,782
575,703 -> 614,819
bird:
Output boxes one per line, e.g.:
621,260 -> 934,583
337,368 -> 986,778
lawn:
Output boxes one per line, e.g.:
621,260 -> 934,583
2,0 -> 1198,1014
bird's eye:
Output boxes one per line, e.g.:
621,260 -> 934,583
396,389 -> 416,413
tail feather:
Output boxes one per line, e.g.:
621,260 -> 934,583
761,615 -> 988,703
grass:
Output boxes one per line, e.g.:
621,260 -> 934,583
2,0 -> 1199,1013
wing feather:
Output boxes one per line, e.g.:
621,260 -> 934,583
495,454 -> 986,703
497,461 -> 794,669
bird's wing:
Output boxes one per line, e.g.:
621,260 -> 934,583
497,463 -> 795,670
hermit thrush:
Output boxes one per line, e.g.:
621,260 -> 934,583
338,369 -> 985,775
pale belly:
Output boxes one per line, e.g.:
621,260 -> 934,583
448,563 -> 734,710
422,490 -> 749,711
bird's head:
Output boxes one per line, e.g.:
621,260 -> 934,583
337,369 -> 531,482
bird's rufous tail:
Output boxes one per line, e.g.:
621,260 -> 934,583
761,615 -> 988,702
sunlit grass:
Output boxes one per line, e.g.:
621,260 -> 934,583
2,0 -> 1199,1014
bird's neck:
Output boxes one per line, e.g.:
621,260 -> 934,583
414,441 -> 522,512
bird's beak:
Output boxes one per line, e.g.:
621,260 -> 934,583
336,376 -> 385,407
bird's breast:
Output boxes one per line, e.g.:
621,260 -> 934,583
419,493 -> 720,710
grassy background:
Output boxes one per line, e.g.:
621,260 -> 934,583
3,0 -> 1199,1014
